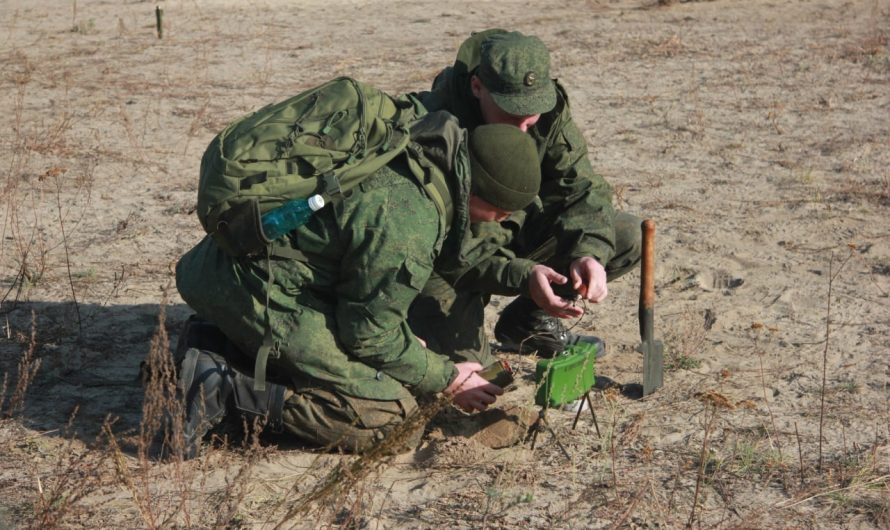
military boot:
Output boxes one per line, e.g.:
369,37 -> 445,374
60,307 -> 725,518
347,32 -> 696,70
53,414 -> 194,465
179,347 -> 232,458
494,296 -> 607,359
178,347 -> 287,459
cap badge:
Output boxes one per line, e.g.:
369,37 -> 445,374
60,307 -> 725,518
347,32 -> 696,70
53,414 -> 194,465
523,71 -> 537,86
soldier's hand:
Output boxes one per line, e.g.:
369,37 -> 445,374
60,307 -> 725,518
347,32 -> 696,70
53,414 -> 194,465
570,257 -> 608,303
445,362 -> 503,412
528,264 -> 585,319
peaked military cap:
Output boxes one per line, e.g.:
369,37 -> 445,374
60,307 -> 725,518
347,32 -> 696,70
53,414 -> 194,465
477,31 -> 557,116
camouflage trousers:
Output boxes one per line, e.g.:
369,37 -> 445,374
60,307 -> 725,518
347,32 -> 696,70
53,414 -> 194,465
408,211 -> 643,366
177,316 -> 423,454
280,385 -> 422,453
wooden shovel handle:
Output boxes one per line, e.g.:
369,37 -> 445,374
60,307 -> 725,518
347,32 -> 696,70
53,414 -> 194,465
640,219 -> 656,309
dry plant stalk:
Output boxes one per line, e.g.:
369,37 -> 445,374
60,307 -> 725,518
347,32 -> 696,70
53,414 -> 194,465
607,483 -> 647,530
688,390 -> 735,528
606,389 -> 620,493
106,301 -> 196,529
103,301 -> 265,529
106,422 -> 161,528
664,309 -> 706,371
210,430 -> 265,530
795,422 -> 805,485
750,322 -> 784,466
29,410 -> 111,528
53,174 -> 82,335
275,393 -> 453,527
139,303 -> 184,458
2,310 -> 41,419
818,248 -> 854,472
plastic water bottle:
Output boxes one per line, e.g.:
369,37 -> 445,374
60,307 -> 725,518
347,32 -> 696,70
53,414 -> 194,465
261,194 -> 325,241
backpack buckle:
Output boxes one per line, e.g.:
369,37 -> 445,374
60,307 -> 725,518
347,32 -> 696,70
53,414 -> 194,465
321,171 -> 342,199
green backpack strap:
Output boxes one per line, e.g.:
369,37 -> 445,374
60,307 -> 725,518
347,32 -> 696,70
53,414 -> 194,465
253,242 -> 309,392
253,252 -> 276,392
404,143 -> 452,230
403,111 -> 470,228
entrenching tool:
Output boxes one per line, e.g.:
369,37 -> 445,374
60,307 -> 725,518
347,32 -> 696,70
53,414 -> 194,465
638,219 -> 664,396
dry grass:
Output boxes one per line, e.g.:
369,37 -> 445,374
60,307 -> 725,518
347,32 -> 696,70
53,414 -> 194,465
832,174 -> 890,207
663,309 -> 707,371
0,305 -> 275,528
2,310 -> 887,527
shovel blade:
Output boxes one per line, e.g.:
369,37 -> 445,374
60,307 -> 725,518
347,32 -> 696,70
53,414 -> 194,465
642,340 -> 663,396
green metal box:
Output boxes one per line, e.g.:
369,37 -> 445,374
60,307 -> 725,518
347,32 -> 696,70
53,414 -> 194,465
534,342 -> 598,407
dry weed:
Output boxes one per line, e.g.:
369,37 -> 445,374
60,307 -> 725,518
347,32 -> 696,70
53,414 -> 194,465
27,411 -> 112,528
275,394 -> 452,527
664,309 -> 707,371
833,174 -> 890,207
105,302 -> 267,528
1,311 -> 41,418
843,26 -> 889,73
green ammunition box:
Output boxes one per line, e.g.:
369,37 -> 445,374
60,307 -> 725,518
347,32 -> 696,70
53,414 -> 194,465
534,342 -> 598,407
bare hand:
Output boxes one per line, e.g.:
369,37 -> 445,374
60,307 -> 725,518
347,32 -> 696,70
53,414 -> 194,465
570,257 -> 608,303
445,362 -> 504,412
528,264 -> 584,319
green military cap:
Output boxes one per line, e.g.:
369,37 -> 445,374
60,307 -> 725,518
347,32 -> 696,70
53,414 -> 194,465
468,124 -> 541,212
477,31 -> 557,116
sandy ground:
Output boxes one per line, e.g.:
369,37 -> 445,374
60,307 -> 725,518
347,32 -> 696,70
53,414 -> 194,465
1,0 -> 888,528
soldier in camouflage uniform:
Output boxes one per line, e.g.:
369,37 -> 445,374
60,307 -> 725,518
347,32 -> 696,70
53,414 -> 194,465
174,117 -> 542,455
407,30 -> 642,367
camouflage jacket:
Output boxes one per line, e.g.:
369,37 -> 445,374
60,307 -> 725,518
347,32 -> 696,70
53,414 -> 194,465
412,29 -> 616,293
176,114 -> 471,400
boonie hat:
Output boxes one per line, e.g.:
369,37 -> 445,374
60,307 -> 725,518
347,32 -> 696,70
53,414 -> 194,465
477,31 -> 557,117
468,124 -> 541,212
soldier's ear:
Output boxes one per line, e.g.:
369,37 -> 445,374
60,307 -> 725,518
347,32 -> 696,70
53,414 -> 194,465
470,75 -> 484,99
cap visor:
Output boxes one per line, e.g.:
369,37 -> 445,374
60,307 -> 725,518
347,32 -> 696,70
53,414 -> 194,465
490,81 -> 557,116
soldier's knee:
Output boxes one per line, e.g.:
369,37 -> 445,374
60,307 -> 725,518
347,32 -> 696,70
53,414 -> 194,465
607,212 -> 644,280
281,388 -> 422,454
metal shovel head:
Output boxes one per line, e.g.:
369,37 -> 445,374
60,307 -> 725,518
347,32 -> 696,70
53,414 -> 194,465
641,339 -> 664,396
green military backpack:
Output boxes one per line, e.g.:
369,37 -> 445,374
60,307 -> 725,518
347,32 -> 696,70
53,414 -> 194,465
194,78 -> 464,391
197,77 -> 424,257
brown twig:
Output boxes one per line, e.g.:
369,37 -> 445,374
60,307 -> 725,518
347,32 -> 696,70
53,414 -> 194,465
607,483 -> 647,530
774,475 -> 890,509
105,421 -> 159,529
2,310 -> 41,418
818,248 -> 854,471
610,406 -> 620,494
687,403 -> 717,528
54,175 -> 82,337
667,458 -> 684,515
275,393 -> 452,527
752,325 -> 784,462
795,422 -> 805,486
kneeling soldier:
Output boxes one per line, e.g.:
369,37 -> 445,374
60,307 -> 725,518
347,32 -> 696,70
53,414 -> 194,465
174,113 -> 541,456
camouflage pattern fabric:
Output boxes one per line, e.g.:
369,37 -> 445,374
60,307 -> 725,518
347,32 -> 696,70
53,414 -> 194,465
413,29 -> 624,282
410,211 -> 642,363
405,30 -> 642,362
280,385 -> 422,453
177,156 -> 467,402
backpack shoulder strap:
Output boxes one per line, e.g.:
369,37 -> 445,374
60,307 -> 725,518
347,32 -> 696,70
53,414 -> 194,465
403,111 -> 471,228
